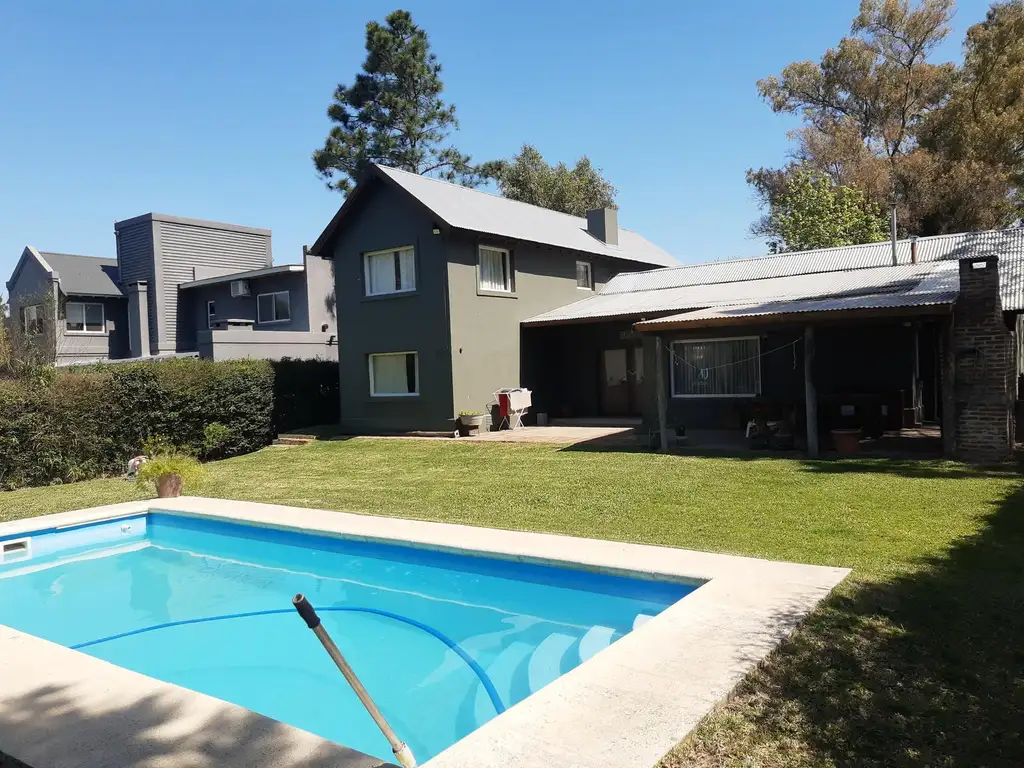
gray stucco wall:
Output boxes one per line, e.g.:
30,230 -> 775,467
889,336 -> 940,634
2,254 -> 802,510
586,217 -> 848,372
181,272 -> 311,350
55,295 -> 130,364
196,329 -> 337,362
304,252 -> 336,334
330,179 -> 454,433
445,232 -> 629,415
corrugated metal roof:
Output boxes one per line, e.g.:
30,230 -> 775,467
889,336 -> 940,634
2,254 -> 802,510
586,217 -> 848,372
374,165 -> 678,268
636,261 -> 959,330
40,252 -> 123,297
524,228 -> 1024,325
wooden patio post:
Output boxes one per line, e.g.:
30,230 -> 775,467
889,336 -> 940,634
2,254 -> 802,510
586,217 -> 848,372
804,326 -> 819,458
655,336 -> 671,453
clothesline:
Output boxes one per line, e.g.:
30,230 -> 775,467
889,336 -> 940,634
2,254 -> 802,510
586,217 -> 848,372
667,338 -> 802,373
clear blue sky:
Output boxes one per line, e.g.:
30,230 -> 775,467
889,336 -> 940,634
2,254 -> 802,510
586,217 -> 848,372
0,0 -> 995,294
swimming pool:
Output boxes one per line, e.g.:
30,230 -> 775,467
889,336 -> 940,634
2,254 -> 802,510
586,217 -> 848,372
0,510 -> 695,763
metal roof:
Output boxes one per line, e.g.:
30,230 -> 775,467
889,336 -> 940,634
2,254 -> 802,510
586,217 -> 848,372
524,228 -> 1024,325
179,264 -> 304,290
39,252 -> 123,297
602,227 -> 1024,294
635,261 -> 959,330
311,165 -> 677,268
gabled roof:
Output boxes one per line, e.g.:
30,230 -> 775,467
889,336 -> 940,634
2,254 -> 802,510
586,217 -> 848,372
6,247 -> 123,298
524,228 -> 1024,325
39,252 -> 123,297
309,164 -> 678,268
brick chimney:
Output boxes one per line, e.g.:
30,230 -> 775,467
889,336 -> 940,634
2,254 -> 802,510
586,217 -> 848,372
586,207 -> 618,246
951,256 -> 1014,463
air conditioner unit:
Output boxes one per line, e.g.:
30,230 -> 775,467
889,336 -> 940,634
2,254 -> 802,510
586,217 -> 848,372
230,280 -> 251,298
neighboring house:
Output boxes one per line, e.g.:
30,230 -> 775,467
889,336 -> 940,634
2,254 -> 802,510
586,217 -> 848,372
5,214 -> 336,366
525,228 -> 1024,463
307,163 -> 677,434
5,248 -> 128,365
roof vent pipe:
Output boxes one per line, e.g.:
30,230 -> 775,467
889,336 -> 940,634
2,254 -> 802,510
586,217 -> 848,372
910,236 -> 919,264
890,204 -> 898,266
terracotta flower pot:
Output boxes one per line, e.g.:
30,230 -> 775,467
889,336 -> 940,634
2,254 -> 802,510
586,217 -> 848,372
156,473 -> 183,498
831,428 -> 862,454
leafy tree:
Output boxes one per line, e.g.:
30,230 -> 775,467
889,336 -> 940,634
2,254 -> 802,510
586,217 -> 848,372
313,10 -> 476,194
479,145 -> 617,216
756,168 -> 888,252
749,0 -> 1019,240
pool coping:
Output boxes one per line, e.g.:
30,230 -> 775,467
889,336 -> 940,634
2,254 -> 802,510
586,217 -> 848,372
0,497 -> 850,768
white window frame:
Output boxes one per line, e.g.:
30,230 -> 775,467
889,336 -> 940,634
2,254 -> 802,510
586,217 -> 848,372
576,260 -> 593,290
22,304 -> 44,335
368,352 -> 419,397
256,291 -> 291,325
207,300 -> 216,329
669,336 -> 761,399
477,245 -> 513,294
363,246 -> 416,297
65,301 -> 105,334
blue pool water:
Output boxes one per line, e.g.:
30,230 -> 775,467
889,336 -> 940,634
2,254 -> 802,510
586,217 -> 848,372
0,513 -> 695,762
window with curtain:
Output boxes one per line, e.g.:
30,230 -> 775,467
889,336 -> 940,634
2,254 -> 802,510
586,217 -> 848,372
671,337 -> 761,397
364,246 -> 416,296
65,302 -> 104,333
369,352 -> 419,396
478,246 -> 512,292
257,291 -> 291,323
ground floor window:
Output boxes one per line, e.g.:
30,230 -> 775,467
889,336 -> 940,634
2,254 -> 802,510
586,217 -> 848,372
207,300 -> 216,329
21,304 -> 44,334
65,302 -> 105,333
369,352 -> 419,397
671,337 -> 760,397
257,291 -> 290,324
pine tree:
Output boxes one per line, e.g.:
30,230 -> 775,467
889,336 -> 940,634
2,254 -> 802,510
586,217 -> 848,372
313,10 -> 476,194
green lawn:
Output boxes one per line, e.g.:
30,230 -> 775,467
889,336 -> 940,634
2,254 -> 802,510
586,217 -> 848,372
2,438 -> 1022,766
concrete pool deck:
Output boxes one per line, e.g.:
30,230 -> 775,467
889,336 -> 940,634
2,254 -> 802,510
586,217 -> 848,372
0,497 -> 850,768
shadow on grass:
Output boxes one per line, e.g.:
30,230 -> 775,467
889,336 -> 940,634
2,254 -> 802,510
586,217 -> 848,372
799,457 -> 1021,480
0,683 -> 393,768
676,478 -> 1024,766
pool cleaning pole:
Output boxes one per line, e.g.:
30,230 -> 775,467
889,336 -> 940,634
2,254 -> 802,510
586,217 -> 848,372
292,594 -> 417,768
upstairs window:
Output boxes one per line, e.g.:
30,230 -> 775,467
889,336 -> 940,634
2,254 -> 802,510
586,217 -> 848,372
65,302 -> 105,333
365,246 -> 416,296
257,291 -> 291,324
576,260 -> 593,290
478,246 -> 512,293
671,337 -> 761,398
21,304 -> 44,335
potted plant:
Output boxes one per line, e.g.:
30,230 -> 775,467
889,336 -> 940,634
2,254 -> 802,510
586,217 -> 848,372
457,410 -> 487,437
136,451 -> 204,498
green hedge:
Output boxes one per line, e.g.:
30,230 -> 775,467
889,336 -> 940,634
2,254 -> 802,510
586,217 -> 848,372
0,357 -> 339,491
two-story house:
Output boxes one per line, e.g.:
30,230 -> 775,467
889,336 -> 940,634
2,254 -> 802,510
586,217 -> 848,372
307,164 -> 677,433
6,213 -> 337,365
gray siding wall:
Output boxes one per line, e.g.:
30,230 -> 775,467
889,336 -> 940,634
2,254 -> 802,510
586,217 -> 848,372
55,296 -> 130,364
114,221 -> 157,351
182,273 -> 310,349
446,233 -> 630,415
331,180 -> 453,433
156,219 -> 271,352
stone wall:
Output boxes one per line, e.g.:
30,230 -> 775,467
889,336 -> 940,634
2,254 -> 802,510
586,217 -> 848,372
951,255 -> 1015,463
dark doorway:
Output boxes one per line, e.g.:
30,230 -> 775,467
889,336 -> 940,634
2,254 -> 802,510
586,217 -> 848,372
601,346 -> 643,416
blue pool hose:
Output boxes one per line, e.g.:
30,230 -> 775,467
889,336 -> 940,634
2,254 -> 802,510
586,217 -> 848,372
71,603 -> 506,716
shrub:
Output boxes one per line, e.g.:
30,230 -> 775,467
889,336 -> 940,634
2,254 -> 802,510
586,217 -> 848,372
0,357 -> 338,490
136,451 -> 204,495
